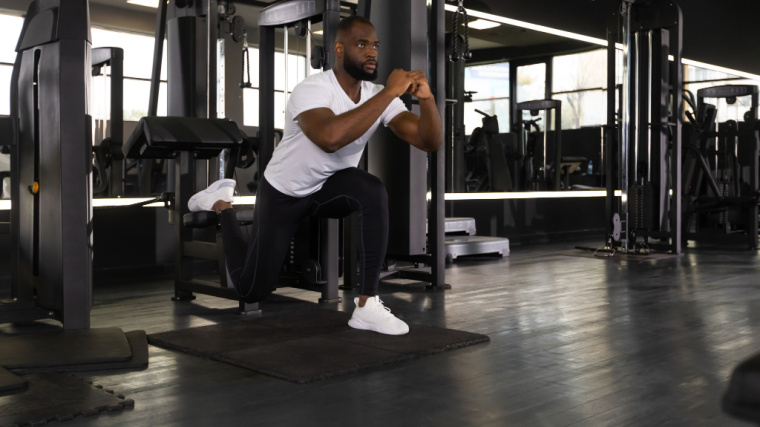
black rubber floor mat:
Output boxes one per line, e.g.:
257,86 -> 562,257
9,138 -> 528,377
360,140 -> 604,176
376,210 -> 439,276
0,367 -> 25,394
0,328 -> 132,369
214,335 -> 406,383
148,309 -> 489,384
9,330 -> 149,374
0,374 -> 133,425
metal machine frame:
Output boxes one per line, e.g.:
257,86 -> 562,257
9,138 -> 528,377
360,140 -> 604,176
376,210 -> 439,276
360,0 -> 448,288
1,0 -> 93,329
604,0 -> 684,254
682,84 -> 760,248
516,99 -> 563,191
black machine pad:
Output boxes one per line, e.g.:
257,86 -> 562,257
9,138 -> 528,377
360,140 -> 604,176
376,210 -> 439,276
8,330 -> 149,374
183,208 -> 255,228
0,327 -> 133,369
0,366 -> 26,394
149,309 -> 489,384
123,116 -> 245,159
0,374 -> 134,425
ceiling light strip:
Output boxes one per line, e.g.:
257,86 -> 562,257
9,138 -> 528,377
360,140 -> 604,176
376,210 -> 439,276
447,5 -> 760,81
444,4 -> 607,47
444,190 -> 622,200
126,0 -> 159,8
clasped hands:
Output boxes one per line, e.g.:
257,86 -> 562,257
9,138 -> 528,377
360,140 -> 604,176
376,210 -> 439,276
386,69 -> 432,101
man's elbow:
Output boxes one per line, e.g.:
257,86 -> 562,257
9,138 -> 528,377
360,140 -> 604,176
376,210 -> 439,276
312,134 -> 343,153
421,139 -> 442,153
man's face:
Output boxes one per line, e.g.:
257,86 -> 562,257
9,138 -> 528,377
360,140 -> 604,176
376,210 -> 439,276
340,23 -> 379,81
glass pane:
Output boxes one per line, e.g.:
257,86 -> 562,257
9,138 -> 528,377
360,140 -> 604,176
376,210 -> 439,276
90,74 -> 112,120
91,27 -> 167,80
464,62 -> 509,101
242,89 -> 286,129
516,63 -> 546,103
0,64 -> 11,115
123,79 -> 167,121
243,88 -> 259,127
684,64 -> 736,82
274,91 -> 286,130
553,90 -> 606,129
245,47 -> 260,87
274,52 -> 307,92
0,14 -> 23,64
463,98 -> 510,136
553,49 -> 607,92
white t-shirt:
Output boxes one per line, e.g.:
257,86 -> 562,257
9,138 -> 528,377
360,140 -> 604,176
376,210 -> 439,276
263,70 -> 408,197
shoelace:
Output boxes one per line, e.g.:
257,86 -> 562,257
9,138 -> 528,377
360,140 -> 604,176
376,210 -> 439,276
376,298 -> 393,317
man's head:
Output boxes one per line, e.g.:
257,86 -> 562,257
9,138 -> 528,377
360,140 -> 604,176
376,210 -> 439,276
335,16 -> 378,81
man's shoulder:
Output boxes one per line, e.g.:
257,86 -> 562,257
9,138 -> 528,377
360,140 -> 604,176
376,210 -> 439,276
292,70 -> 335,95
300,70 -> 334,86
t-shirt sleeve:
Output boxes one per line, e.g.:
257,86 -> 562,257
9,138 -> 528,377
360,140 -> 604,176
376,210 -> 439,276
288,77 -> 333,121
381,96 -> 410,127
372,84 -> 411,127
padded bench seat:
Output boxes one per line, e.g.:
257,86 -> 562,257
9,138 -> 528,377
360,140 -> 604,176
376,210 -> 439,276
183,208 -> 254,228
124,116 -> 245,160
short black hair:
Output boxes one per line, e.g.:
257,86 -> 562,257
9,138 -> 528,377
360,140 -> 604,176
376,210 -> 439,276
336,15 -> 373,38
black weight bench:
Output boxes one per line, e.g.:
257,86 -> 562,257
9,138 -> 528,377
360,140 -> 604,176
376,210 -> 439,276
124,116 -> 261,313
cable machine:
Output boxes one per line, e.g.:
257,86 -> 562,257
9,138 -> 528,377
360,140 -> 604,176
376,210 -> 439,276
603,0 -> 684,254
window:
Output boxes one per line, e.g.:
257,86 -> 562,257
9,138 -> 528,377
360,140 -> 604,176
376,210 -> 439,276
0,13 -> 24,116
552,49 -> 607,130
90,27 -> 167,121
516,62 -> 546,103
516,62 -> 548,127
463,62 -> 509,135
242,47 -> 308,129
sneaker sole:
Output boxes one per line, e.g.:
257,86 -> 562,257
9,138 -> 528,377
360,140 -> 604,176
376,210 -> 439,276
348,318 -> 409,335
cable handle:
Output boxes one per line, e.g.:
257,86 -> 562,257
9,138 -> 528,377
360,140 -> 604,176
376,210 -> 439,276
240,31 -> 252,88
449,0 -> 472,61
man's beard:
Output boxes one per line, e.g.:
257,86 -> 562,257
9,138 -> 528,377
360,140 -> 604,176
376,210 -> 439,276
343,55 -> 377,81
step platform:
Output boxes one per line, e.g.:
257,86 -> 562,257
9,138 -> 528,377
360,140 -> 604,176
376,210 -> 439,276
427,217 -> 477,236
427,217 -> 510,262
444,235 -> 510,263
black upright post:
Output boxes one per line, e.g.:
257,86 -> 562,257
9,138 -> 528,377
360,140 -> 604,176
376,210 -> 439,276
368,0 -> 428,257
668,6 -> 683,255
109,48 -> 124,197
367,0 -> 447,288
10,0 -> 93,329
605,17 -> 617,244
258,25 -> 275,174
428,0 -> 446,289
320,0 -> 341,302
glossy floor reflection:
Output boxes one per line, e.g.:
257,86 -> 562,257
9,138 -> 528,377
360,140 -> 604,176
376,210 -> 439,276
49,241 -> 760,426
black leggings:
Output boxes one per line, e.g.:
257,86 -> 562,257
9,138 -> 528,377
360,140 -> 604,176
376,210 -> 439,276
219,167 -> 389,303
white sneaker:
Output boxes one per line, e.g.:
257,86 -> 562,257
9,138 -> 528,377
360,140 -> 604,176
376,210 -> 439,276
348,296 -> 409,335
188,179 -> 236,212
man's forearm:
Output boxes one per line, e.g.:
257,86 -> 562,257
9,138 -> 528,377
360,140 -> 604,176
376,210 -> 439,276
310,89 -> 398,153
417,96 -> 443,152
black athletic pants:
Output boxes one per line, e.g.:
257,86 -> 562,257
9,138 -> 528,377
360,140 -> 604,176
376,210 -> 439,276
219,167 -> 389,303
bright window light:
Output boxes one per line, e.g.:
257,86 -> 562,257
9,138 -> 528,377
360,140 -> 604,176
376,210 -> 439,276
127,0 -> 159,8
467,19 -> 500,30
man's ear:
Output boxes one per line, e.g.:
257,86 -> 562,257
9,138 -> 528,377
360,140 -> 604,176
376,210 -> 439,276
334,42 -> 343,58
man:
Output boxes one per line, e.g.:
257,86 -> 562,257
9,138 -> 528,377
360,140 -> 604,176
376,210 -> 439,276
188,15 -> 442,335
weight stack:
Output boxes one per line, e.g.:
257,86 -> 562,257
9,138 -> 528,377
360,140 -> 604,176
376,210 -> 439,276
629,183 -> 654,230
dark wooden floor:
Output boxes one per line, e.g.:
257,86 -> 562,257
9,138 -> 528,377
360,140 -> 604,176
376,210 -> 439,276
25,240 -> 760,426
